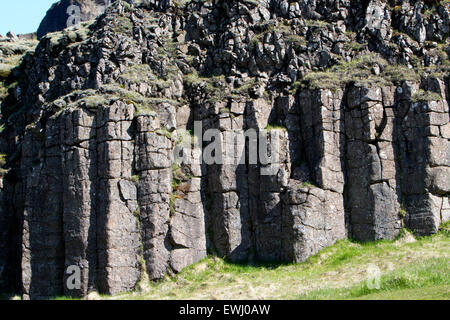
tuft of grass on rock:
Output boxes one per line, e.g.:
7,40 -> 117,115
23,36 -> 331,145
412,89 -> 442,102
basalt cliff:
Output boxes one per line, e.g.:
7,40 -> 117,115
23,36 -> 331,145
0,0 -> 448,299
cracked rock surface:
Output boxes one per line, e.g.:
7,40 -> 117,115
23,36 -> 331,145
0,0 -> 448,299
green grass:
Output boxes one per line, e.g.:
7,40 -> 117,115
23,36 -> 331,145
299,181 -> 318,189
265,124 -> 287,131
128,175 -> 140,184
53,296 -> 82,301
354,285 -> 449,300
103,225 -> 449,300
113,16 -> 134,35
412,89 -> 443,102
5,226 -> 448,301
301,53 -> 399,90
0,64 -> 13,79
305,20 -> 329,29
0,153 -> 7,167
300,257 -> 449,300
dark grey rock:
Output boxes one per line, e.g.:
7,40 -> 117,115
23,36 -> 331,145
0,0 -> 448,299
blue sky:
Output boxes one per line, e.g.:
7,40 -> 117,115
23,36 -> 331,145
0,0 -> 57,36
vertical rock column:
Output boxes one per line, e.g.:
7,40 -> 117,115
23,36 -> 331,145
21,119 -> 65,299
96,101 -> 141,295
169,131 -> 207,272
61,108 -> 98,297
246,98 -> 287,262
256,127 -> 290,262
298,89 -> 346,195
0,172 -> 9,292
398,80 -> 450,235
345,86 -> 401,241
281,89 -> 346,263
0,159 -> 18,293
135,114 -> 173,280
207,100 -> 252,262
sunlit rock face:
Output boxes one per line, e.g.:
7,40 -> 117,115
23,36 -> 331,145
37,0 -> 110,39
0,0 -> 448,299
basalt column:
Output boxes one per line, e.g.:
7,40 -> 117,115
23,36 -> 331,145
397,80 -> 450,235
61,107 -> 98,297
345,86 -> 402,241
135,114 -> 174,280
281,89 -> 346,263
96,101 -> 141,295
21,117 -> 65,300
205,100 -> 252,262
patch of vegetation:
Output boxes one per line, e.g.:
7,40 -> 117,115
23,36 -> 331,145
412,90 -> 442,102
118,64 -> 154,84
133,205 -> 141,218
0,152 -> 8,176
113,16 -> 134,35
100,84 -> 166,114
232,77 -> 258,97
425,43 -> 450,78
305,19 -> 329,29
0,153 -> 7,167
0,82 -> 7,100
0,64 -> 13,79
169,193 -> 182,216
0,39 -> 38,56
44,223 -> 450,300
184,71 -> 227,103
382,64 -> 421,83
157,40 -> 182,64
344,41 -> 367,52
0,41 -> 35,81
128,175 -> 140,184
300,181 -> 316,188
285,35 -> 307,50
83,95 -> 108,108
134,104 -> 155,116
173,0 -> 194,9
0,294 -> 21,300
399,203 -> 407,222
49,85 -> 175,119
250,20 -> 295,50
118,63 -> 177,96
46,23 -> 91,50
156,128 -> 173,140
172,163 -> 191,191
423,0 -> 450,15
265,124 -> 287,131
91,223 -> 448,300
300,53 -> 423,90
299,257 -> 449,300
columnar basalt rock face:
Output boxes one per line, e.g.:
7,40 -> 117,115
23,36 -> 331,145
0,0 -> 448,299
344,86 -> 402,241
397,80 -> 450,235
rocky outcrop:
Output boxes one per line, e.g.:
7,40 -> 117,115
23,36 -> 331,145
37,0 -> 110,39
0,0 -> 448,299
